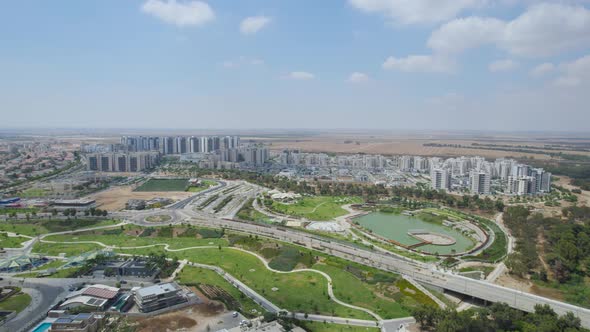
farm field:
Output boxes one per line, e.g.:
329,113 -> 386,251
250,132 -> 590,160
268,196 -> 361,221
135,178 -> 189,192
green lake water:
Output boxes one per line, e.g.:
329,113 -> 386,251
355,212 -> 475,255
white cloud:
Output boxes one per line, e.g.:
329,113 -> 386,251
489,59 -> 519,72
347,72 -> 370,83
554,54 -> 590,87
530,62 -> 555,77
240,16 -> 272,35
141,0 -> 215,27
428,17 -> 505,54
427,3 -> 590,57
348,0 -> 485,25
382,55 -> 453,73
285,71 -> 315,80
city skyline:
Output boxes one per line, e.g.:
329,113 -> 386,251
1,0 -> 590,131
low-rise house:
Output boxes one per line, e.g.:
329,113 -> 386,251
50,313 -> 103,332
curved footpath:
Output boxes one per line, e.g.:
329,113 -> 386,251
39,236 -> 385,322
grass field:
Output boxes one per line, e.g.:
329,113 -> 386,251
145,215 -> 172,223
40,226 -> 228,253
0,291 -> 31,313
177,266 -> 264,317
297,321 -> 380,332
0,207 -> 39,215
33,241 -> 105,257
119,246 -> 374,320
18,188 -> 50,198
186,180 -> 217,192
36,225 -> 433,320
268,196 -> 362,221
0,233 -> 30,248
134,178 -> 188,192
236,199 -> 274,224
0,219 -> 119,237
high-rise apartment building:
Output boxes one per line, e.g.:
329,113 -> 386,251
431,168 -> 452,191
470,170 -> 491,195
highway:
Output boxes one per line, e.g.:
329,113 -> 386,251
120,197 -> 590,328
16,179 -> 589,329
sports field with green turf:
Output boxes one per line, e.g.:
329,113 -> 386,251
134,178 -> 188,192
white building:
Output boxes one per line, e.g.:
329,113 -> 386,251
470,170 -> 491,195
431,168 -> 452,191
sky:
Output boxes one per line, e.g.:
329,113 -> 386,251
1,0 -> 590,131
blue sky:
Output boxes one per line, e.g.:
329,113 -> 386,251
1,0 -> 589,131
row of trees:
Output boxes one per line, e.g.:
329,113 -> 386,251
412,303 -> 586,332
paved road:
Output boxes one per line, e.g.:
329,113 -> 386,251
15,187 -> 590,329
0,277 -> 75,332
125,207 -> 590,328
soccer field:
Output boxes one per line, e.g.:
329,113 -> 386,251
134,178 -> 188,192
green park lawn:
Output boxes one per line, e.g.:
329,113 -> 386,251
0,291 -> 32,313
236,199 -> 274,224
0,207 -> 39,215
268,196 -> 362,221
119,246 -> 374,320
33,225 -> 433,320
134,178 -> 188,192
0,219 -> 120,237
18,188 -> 50,198
186,180 -> 217,192
41,226 -> 228,252
312,263 -> 410,319
297,321 -> 380,332
177,266 -> 264,317
0,233 -> 30,248
33,242 -> 105,257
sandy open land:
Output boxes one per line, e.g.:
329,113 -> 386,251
247,132 -> 590,160
556,176 -> 590,206
87,185 -> 193,211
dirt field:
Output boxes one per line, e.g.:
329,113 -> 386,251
133,301 -> 227,332
87,185 -> 193,211
556,176 -> 590,206
495,271 -> 564,301
249,132 -> 590,160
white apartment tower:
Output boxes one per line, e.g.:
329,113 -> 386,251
431,168 -> 452,192
470,170 -> 491,195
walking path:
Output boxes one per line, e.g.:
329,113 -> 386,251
39,236 -> 385,322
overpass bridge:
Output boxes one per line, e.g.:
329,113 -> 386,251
122,204 -> 590,328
